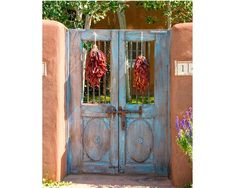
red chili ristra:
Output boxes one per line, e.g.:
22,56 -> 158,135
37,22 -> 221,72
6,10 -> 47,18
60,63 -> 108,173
133,55 -> 150,94
85,45 -> 108,88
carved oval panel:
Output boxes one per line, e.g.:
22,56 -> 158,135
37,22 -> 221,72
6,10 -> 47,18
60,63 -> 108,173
84,118 -> 110,161
127,119 -> 153,163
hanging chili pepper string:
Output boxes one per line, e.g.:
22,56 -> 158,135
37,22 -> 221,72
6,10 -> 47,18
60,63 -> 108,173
91,31 -> 95,102
133,32 -> 150,95
141,32 -> 143,56
141,32 -> 144,103
85,32 -> 107,88
94,32 -> 97,47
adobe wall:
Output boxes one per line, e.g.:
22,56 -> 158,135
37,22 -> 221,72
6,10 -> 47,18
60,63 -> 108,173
42,19 -> 193,186
170,23 -> 193,187
42,20 -> 67,181
92,2 -> 167,29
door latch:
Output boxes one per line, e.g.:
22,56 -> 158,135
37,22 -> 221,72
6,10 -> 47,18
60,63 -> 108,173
106,106 -> 142,130
118,106 -> 142,130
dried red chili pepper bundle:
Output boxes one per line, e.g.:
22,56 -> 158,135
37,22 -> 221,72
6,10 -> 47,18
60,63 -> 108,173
85,45 -> 107,88
133,55 -> 150,94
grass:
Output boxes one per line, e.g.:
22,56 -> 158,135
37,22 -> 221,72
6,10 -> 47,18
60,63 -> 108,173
42,178 -> 72,188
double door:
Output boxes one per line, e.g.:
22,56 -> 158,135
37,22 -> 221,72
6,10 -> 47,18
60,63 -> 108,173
67,29 -> 170,175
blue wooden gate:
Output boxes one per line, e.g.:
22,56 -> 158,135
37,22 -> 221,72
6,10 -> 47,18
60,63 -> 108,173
66,29 -> 171,176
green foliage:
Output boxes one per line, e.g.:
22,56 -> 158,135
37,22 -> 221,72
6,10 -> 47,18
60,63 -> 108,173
42,1 -> 83,28
42,178 -> 72,188
127,96 -> 155,104
83,41 -> 93,52
83,95 -> 111,103
136,0 -> 193,26
83,95 -> 154,104
177,127 -> 193,161
183,183 -> 192,188
42,1 -> 128,28
42,1 -> 192,28
146,16 -> 157,24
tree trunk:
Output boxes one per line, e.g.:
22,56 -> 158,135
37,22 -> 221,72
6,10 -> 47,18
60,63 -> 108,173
117,11 -> 126,29
167,1 -> 172,29
85,15 -> 92,29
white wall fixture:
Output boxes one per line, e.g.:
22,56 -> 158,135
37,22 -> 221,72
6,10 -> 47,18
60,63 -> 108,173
42,62 -> 47,76
175,60 -> 193,76
188,63 -> 193,75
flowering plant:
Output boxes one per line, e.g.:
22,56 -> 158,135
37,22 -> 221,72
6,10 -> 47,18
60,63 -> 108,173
176,107 -> 193,161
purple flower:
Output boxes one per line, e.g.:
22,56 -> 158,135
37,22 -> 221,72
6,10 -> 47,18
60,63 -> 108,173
176,116 -> 179,130
185,110 -> 189,116
187,120 -> 192,136
176,107 -> 193,139
188,107 -> 192,113
186,120 -> 192,130
175,116 -> 180,138
180,118 -> 187,130
178,131 -> 181,139
185,110 -> 190,121
188,107 -> 193,120
175,107 -> 193,159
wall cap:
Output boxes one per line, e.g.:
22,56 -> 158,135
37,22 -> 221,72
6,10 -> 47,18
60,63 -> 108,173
172,22 -> 192,31
43,19 -> 68,30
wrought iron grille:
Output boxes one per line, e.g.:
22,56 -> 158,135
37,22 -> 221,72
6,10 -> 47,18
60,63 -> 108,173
82,40 -> 154,104
126,41 -> 154,104
82,41 -> 111,104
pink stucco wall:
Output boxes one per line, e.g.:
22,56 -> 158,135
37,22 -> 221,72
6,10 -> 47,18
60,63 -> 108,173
42,20 -> 67,181
170,23 -> 193,187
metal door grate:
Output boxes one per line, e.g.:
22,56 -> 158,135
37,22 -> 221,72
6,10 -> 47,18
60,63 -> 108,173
82,41 -> 111,104
126,41 -> 154,104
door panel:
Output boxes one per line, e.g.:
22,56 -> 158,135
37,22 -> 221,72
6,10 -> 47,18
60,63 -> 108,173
81,114 -> 117,173
79,30 -> 119,173
119,105 -> 157,174
118,31 -> 170,175
126,119 -> 153,163
68,30 -> 119,174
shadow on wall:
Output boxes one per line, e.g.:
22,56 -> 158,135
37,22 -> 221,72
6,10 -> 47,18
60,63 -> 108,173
64,74 -> 71,174
60,151 -> 67,178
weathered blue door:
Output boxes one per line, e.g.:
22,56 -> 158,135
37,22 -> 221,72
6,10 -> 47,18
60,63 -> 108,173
67,29 -> 170,176
67,30 -> 119,174
118,31 -> 170,175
